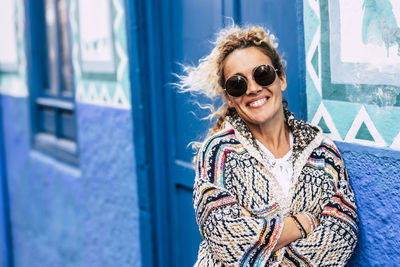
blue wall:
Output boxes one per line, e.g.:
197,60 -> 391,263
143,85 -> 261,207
337,142 -> 400,266
1,0 -> 400,266
1,95 -> 141,267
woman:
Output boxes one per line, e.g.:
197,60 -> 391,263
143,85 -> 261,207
178,25 -> 358,266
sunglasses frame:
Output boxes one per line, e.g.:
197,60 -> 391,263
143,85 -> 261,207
224,64 -> 279,98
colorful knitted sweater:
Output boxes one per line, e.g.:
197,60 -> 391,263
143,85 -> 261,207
193,110 -> 358,266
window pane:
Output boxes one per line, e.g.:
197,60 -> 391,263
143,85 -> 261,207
44,0 -> 59,96
38,106 -> 56,134
59,109 -> 75,140
58,0 -> 74,96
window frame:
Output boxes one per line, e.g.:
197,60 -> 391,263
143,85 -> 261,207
24,0 -> 79,166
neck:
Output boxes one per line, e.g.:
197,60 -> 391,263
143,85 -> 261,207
247,109 -> 290,158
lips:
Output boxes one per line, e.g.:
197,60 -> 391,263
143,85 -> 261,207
247,96 -> 270,107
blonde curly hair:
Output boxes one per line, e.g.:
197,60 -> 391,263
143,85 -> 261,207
176,24 -> 286,136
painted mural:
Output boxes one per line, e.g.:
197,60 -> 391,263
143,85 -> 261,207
0,0 -> 18,71
72,0 -> 131,109
0,0 -> 27,97
304,0 -> 400,150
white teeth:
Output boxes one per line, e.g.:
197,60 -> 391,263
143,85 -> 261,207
249,98 -> 267,107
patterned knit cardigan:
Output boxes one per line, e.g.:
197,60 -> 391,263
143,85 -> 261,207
193,110 -> 358,266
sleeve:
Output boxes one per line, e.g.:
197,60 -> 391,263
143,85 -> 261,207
285,141 -> 358,266
193,137 -> 284,266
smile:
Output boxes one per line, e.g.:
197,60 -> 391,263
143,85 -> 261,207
247,97 -> 269,107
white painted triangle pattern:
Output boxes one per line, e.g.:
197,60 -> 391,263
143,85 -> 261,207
116,41 -> 127,82
70,0 -> 81,78
390,131 -> 400,150
75,83 -> 86,102
113,0 -> 123,33
99,84 -> 112,104
112,84 -> 130,109
344,106 -> 386,147
308,0 -> 320,19
76,83 -> 130,109
306,25 -> 322,96
87,83 -> 100,103
311,102 -> 342,140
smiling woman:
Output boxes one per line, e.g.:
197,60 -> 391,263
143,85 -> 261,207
177,25 -> 358,266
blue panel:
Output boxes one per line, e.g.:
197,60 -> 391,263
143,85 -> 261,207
240,0 -> 307,120
39,106 -> 56,134
59,110 -> 75,140
170,0 -> 224,162
151,0 -> 227,266
175,185 -> 203,267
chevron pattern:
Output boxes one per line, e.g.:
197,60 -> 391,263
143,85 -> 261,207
193,111 -> 358,266
304,0 -> 400,150
70,0 -> 131,109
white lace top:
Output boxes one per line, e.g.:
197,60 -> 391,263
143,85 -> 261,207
255,132 -> 294,197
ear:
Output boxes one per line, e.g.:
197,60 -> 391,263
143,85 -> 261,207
279,72 -> 287,92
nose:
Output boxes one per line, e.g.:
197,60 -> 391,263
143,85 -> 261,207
246,78 -> 262,95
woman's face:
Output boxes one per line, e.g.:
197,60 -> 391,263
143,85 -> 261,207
223,46 -> 287,130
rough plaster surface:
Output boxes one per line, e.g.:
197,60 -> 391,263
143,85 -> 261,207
337,142 -> 400,266
2,93 -> 400,267
1,96 -> 141,267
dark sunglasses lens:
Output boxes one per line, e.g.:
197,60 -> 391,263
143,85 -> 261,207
225,76 -> 247,97
254,65 -> 276,86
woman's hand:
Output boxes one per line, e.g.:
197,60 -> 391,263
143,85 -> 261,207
241,207 -> 252,217
241,207 -> 320,252
241,208 -> 319,234
295,213 -> 319,234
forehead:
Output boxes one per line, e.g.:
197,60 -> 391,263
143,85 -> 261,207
223,47 -> 272,77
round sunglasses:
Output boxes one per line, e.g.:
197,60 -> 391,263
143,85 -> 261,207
224,64 -> 278,97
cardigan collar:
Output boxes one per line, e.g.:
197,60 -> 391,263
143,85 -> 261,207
225,108 -> 320,161
225,108 -> 324,214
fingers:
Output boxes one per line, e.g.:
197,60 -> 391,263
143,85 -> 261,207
241,208 -> 252,217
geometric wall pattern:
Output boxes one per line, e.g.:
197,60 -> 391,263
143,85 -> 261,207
0,0 -> 28,97
0,0 -> 131,111
304,0 -> 400,150
70,0 -> 131,109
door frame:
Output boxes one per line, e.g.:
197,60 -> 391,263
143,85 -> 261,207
0,97 -> 13,267
125,0 -> 173,266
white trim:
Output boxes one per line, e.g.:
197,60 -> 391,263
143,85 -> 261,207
344,106 -> 386,147
115,41 -> 127,82
113,0 -> 123,32
311,102 -> 342,140
308,0 -> 321,19
306,26 -> 322,96
390,131 -> 400,150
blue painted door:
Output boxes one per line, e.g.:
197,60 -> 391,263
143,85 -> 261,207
239,0 -> 307,120
154,1 -> 306,266
160,1 -> 229,266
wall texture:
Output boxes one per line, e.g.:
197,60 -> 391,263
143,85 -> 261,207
338,143 -> 400,265
1,0 -> 400,266
0,0 -> 142,266
304,0 -> 400,265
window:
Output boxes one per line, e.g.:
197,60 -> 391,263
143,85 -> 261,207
25,0 -> 78,165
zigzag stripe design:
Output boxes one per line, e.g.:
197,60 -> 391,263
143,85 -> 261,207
196,185 -> 238,237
